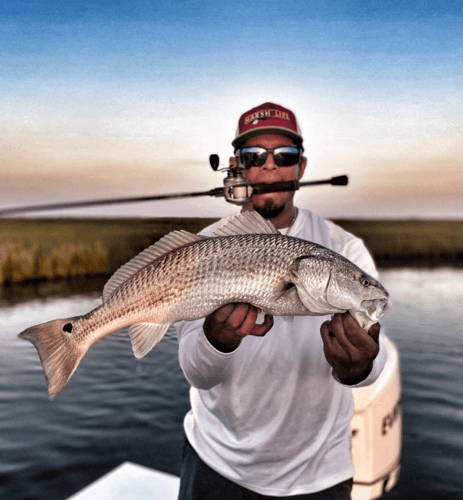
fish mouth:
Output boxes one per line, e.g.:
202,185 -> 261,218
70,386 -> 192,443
360,297 -> 389,323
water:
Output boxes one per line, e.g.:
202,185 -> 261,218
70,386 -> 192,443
378,269 -> 463,500
1,269 -> 462,500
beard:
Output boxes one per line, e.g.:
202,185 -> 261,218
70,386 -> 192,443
252,197 -> 287,220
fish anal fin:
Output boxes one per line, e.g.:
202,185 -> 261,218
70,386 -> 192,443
213,211 -> 279,237
103,231 -> 208,302
129,322 -> 171,359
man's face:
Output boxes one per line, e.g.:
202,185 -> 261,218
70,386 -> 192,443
236,134 -> 306,219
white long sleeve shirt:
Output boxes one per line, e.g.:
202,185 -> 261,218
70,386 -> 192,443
175,208 -> 387,496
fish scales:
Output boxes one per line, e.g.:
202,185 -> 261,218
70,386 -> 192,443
108,233 -> 313,323
54,234 -> 312,348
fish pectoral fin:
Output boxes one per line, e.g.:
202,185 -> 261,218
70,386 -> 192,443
274,279 -> 335,317
213,211 -> 279,237
129,323 -> 171,359
274,281 -> 296,301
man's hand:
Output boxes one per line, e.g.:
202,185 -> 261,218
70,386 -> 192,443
320,312 -> 380,385
204,303 -> 274,353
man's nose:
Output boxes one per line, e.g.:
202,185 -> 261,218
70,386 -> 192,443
262,152 -> 277,169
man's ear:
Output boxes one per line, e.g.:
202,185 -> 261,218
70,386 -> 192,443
298,156 -> 307,179
229,156 -> 238,167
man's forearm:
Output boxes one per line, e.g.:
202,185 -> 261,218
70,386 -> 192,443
177,320 -> 237,389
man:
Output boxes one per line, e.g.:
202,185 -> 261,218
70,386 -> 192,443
175,103 -> 387,499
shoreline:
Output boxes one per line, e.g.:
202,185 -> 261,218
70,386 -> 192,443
1,218 -> 461,294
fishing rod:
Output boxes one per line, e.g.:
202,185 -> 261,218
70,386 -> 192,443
0,155 -> 348,216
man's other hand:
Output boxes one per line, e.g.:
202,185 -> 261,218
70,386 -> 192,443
320,312 -> 380,385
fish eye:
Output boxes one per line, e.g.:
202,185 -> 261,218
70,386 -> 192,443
360,277 -> 370,287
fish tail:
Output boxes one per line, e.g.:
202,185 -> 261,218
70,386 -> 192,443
19,317 -> 85,397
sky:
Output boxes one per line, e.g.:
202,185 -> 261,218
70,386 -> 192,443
1,0 -> 462,219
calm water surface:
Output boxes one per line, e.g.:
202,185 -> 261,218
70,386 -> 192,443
1,269 -> 462,500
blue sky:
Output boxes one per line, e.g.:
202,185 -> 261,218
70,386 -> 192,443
1,0 -> 462,218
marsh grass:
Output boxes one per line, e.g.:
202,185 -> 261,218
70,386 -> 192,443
0,218 -> 216,287
335,219 -> 463,267
0,218 -> 461,288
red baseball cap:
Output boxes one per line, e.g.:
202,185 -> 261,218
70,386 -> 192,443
232,102 -> 303,149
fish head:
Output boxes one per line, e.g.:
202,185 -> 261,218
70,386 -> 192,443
325,254 -> 389,329
291,249 -> 389,330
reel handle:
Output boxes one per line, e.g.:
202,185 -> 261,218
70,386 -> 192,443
209,154 -> 220,171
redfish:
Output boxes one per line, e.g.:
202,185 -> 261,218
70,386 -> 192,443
19,211 -> 388,396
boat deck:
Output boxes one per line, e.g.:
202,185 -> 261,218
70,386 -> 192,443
67,462 -> 180,500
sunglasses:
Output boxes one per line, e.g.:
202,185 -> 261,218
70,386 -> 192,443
238,146 -> 302,169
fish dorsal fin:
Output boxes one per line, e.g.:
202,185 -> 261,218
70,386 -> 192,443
213,211 -> 279,237
102,230 -> 207,302
128,322 -> 171,359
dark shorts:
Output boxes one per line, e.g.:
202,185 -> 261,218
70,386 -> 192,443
178,439 -> 352,500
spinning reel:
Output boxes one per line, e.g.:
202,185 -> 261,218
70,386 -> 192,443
209,153 -> 348,206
